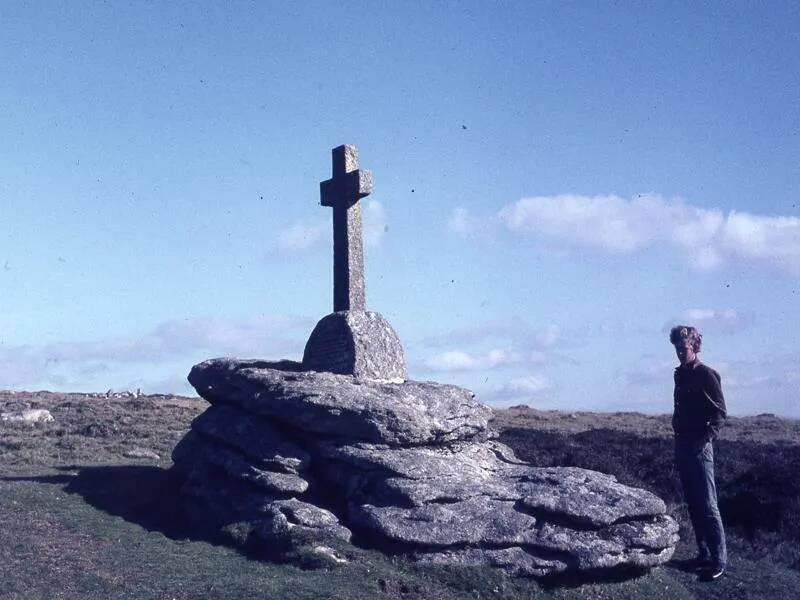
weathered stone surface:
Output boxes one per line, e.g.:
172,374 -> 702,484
176,358 -> 678,579
517,467 -> 667,527
175,441 -> 350,547
353,498 -> 537,547
172,430 -> 309,495
317,440 -> 520,506
171,391 -> 351,554
319,440 -> 667,526
414,516 -> 678,577
192,404 -> 310,474
256,499 -> 352,544
530,516 -> 679,571
416,547 -> 568,578
327,443 -> 673,529
316,438 -> 677,574
319,439 -> 524,478
303,311 -> 407,380
355,499 -> 677,574
188,358 -> 492,446
181,477 -> 351,546
269,498 -> 351,540
180,473 -> 283,526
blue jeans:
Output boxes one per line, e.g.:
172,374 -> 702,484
675,438 -> 727,568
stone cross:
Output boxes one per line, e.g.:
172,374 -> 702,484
320,145 -> 373,312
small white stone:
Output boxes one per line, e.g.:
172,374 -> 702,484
312,545 -> 347,564
1,408 -> 54,424
372,377 -> 405,384
123,448 -> 161,460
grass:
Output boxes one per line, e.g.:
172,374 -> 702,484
1,471 -> 709,600
1,392 -> 799,599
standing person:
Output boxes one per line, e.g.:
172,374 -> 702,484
670,325 -> 727,581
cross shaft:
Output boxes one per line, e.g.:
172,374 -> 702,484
319,145 -> 372,312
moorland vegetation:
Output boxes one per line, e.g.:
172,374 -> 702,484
1,391 -> 798,599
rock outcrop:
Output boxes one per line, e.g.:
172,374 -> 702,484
172,358 -> 679,578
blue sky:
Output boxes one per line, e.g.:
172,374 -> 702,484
1,2 -> 798,416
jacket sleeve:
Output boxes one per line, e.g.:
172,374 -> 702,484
702,368 -> 727,440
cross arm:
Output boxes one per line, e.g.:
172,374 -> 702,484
320,169 -> 373,207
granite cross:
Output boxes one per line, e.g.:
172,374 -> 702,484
320,144 -> 373,312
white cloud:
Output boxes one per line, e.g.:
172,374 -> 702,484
424,350 -> 479,371
274,221 -> 329,256
499,194 -> 664,252
451,195 -> 800,275
447,207 -> 494,240
124,372 -> 197,396
273,199 -> 387,257
492,375 -> 553,403
422,319 -> 560,351
720,353 -> 800,391
618,352 -> 800,417
725,373 -> 777,389
0,314 -> 312,391
423,348 -> 534,372
418,319 -> 559,374
36,314 -> 310,363
0,347 -> 60,389
622,357 -> 677,387
665,308 -> 751,334
534,324 -> 561,348
722,211 -> 800,266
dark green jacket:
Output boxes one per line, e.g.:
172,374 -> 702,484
672,360 -> 727,442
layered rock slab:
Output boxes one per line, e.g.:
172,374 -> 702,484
173,358 -> 678,578
188,358 -> 493,446
318,439 -> 678,576
172,406 -> 351,553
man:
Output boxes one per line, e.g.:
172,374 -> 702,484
670,325 -> 727,581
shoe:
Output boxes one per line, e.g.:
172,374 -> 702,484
698,565 -> 725,581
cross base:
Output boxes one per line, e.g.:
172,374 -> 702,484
302,311 -> 407,380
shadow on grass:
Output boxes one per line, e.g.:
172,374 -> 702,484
2,467 -> 675,588
537,566 -> 652,590
666,557 -> 705,574
3,465 -> 201,542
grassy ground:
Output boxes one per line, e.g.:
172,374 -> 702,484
1,391 -> 798,599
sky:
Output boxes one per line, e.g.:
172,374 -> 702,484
1,2 -> 798,416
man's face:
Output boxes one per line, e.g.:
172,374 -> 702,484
674,339 -> 697,366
